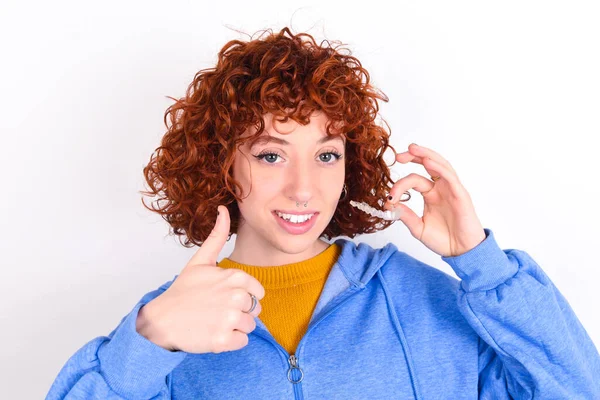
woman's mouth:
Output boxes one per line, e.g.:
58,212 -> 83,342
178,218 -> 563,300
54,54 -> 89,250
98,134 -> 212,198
273,211 -> 319,235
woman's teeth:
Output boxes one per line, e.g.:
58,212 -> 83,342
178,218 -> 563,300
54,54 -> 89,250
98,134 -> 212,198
275,211 -> 315,224
349,200 -> 401,221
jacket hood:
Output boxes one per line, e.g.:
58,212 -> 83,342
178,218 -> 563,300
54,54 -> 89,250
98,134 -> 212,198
332,237 -> 399,287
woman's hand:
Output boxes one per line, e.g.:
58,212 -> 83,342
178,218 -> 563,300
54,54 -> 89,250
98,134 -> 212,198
384,143 -> 487,258
137,205 -> 265,353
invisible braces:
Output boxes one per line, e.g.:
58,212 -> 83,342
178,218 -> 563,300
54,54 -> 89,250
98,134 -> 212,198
349,200 -> 402,221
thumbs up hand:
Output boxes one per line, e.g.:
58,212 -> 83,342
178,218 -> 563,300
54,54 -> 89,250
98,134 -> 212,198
136,205 -> 266,354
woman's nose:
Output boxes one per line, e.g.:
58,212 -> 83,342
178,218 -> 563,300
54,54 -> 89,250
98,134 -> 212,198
288,161 -> 315,195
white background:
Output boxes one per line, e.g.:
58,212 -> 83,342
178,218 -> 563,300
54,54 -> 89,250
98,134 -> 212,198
1,0 -> 598,397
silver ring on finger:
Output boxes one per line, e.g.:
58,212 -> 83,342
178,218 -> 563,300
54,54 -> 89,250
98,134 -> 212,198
243,293 -> 257,314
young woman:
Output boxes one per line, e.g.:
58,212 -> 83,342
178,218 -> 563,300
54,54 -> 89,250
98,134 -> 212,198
46,27 -> 600,399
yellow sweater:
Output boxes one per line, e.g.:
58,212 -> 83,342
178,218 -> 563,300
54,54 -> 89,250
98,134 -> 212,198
216,243 -> 342,354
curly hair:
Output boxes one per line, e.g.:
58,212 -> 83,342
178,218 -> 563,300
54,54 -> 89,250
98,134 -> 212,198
140,27 -> 403,248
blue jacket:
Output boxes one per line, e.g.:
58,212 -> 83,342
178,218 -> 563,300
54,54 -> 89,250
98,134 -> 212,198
46,228 -> 600,399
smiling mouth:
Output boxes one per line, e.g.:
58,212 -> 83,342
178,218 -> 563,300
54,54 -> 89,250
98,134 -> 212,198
273,210 -> 317,222
272,210 -> 319,234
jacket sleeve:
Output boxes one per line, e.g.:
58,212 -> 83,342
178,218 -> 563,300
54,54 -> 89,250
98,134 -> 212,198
46,276 -> 187,400
441,228 -> 600,399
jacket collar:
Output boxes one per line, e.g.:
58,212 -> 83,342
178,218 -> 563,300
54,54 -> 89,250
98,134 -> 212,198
309,238 -> 398,325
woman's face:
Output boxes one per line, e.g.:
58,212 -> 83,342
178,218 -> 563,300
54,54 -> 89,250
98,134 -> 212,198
231,110 -> 346,261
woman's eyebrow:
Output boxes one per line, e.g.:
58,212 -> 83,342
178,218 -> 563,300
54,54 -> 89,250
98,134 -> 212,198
250,135 -> 344,148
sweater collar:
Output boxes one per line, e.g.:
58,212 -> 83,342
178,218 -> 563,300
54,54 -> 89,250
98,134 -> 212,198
217,243 -> 342,289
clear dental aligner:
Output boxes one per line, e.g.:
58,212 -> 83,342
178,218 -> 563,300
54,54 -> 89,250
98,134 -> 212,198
349,200 -> 402,221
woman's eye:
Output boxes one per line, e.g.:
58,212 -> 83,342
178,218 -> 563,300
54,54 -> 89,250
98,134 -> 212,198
319,153 -> 339,162
318,151 -> 343,163
262,153 -> 280,163
253,152 -> 283,164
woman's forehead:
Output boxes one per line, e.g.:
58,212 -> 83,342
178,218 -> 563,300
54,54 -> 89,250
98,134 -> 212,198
240,111 -> 344,139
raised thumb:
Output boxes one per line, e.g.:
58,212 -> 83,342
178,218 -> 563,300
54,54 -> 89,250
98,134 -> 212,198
185,205 -> 230,268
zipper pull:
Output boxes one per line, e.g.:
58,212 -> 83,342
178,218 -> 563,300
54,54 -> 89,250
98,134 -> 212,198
287,354 -> 304,384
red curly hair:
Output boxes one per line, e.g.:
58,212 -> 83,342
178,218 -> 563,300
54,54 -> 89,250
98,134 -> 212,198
140,27 -> 402,248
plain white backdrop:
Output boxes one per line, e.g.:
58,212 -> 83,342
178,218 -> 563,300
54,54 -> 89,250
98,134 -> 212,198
1,0 -> 598,397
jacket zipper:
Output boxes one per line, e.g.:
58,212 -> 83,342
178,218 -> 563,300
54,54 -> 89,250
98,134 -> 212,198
287,354 -> 304,400
251,285 -> 363,399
